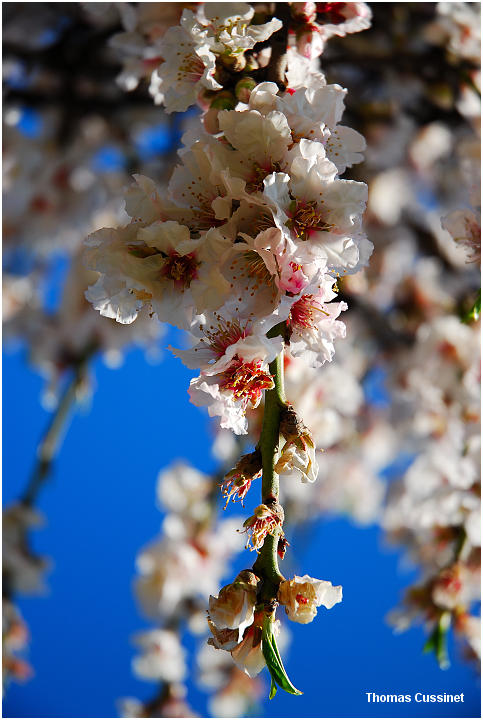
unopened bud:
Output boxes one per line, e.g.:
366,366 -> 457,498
295,24 -> 324,60
291,2 -> 317,22
210,90 -> 237,110
219,50 -> 247,72
197,88 -> 218,111
213,65 -> 231,86
278,536 -> 290,559
245,55 -> 260,71
234,569 -> 260,587
235,76 -> 258,103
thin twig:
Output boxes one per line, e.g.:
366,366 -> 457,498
21,360 -> 88,506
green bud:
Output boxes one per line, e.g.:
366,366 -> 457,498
219,50 -> 246,72
235,76 -> 258,102
210,91 -> 237,110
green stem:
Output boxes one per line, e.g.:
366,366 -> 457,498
253,323 -> 287,598
260,351 -> 285,503
21,361 -> 87,506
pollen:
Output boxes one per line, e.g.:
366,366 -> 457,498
286,200 -> 333,241
160,251 -> 199,289
289,294 -> 329,330
220,356 -> 274,406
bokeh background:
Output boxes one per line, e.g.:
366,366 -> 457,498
3,2 -> 481,718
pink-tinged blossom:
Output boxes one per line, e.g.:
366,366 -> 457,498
315,2 -> 372,42
283,274 -> 347,367
172,314 -> 284,434
263,169 -> 371,276
431,564 -> 480,612
291,2 -> 318,23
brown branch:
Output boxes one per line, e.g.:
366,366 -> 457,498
266,3 -> 292,89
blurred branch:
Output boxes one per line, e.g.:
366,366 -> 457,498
21,354 -> 91,506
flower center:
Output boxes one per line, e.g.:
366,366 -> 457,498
289,294 -> 329,330
220,356 -> 274,405
287,200 -> 332,240
296,593 -> 308,605
243,508 -> 281,551
178,53 -> 205,83
246,162 -> 281,193
160,252 -> 199,289
243,250 -> 273,286
203,318 -> 248,358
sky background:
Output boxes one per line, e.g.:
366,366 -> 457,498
2,333 -> 481,719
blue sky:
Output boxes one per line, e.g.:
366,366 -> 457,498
2,333 -> 481,719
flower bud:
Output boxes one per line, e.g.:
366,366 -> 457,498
197,88 -> 218,111
278,536 -> 290,559
244,55 -> 260,71
295,24 -> 324,59
291,2 -> 317,22
234,76 -> 258,103
219,50 -> 247,72
278,574 -> 342,623
210,90 -> 237,110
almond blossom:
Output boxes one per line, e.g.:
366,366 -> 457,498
132,629 -> 187,683
278,574 -> 343,623
241,504 -> 284,552
150,4 -> 282,111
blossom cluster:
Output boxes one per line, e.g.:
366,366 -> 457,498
106,2 -> 371,111
384,314 -> 481,665
339,4 -> 481,664
85,7 -> 371,440
207,569 -> 341,677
